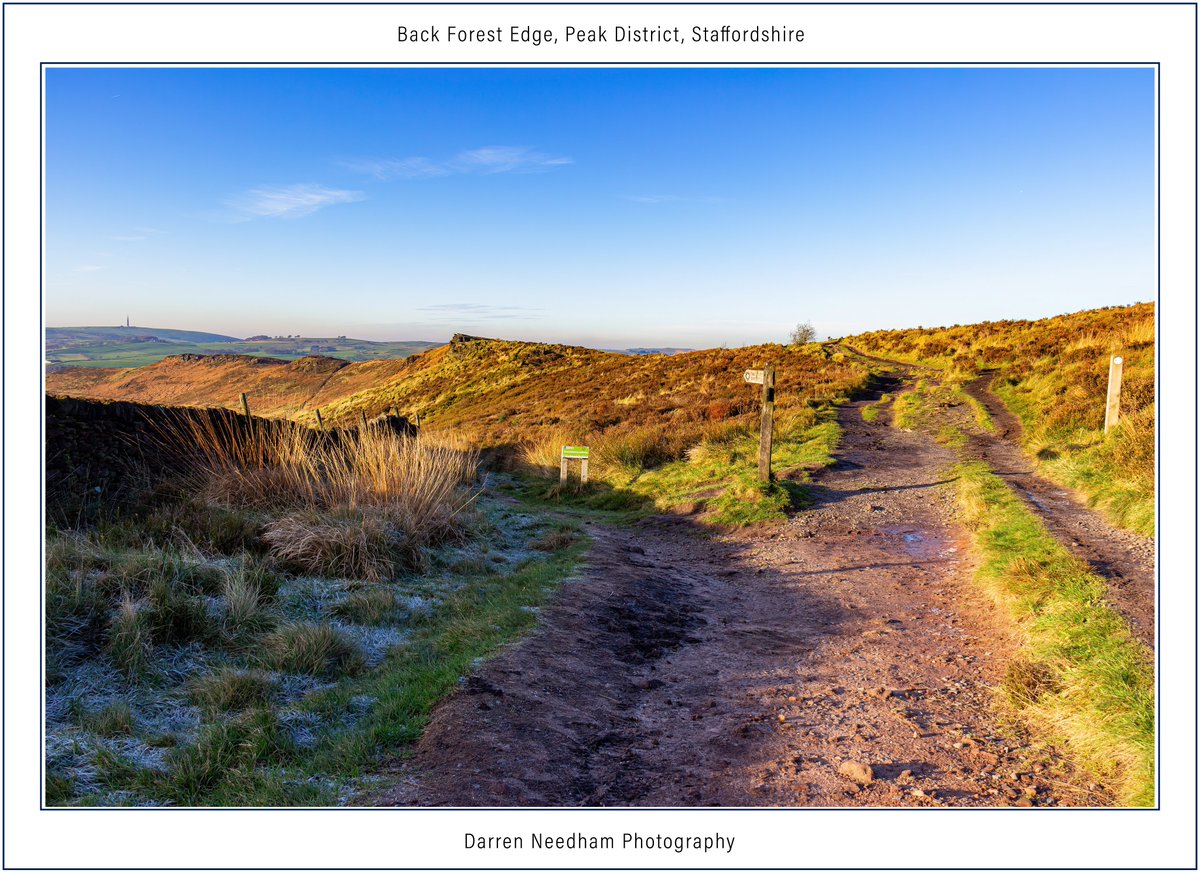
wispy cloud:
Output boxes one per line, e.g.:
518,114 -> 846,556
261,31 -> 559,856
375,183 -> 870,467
454,146 -> 573,174
343,146 -> 572,181
417,302 -> 542,320
344,157 -> 450,181
624,194 -> 725,205
73,264 -> 106,273
227,183 -> 365,220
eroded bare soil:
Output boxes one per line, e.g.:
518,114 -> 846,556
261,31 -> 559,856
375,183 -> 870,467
373,375 -> 1116,807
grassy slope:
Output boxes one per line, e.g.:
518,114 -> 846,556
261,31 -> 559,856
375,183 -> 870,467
296,339 -> 869,525
296,338 -> 866,438
892,376 -> 1153,806
46,340 -> 871,805
847,302 -> 1154,536
48,339 -> 871,519
48,354 -> 422,419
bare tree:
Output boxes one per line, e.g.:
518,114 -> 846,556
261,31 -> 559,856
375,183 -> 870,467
789,322 -> 817,345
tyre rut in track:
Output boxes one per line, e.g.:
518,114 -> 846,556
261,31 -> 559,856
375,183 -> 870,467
960,376 -> 1154,649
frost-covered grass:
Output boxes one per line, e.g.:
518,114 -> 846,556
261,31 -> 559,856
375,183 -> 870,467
45,497 -> 583,806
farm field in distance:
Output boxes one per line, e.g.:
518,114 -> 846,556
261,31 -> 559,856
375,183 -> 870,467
44,302 -> 1156,809
46,326 -> 441,368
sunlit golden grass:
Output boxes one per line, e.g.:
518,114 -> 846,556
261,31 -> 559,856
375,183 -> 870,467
160,415 -> 481,576
263,511 -> 399,580
876,379 -> 1154,806
953,459 -> 1154,806
171,413 -> 477,511
849,302 -> 1154,536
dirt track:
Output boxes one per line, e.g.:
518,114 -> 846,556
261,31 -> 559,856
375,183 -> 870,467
374,370 -> 1131,808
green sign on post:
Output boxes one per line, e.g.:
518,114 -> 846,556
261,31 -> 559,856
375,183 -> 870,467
560,445 -> 590,483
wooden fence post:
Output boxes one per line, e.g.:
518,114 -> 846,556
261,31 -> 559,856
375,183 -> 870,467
360,410 -> 369,431
314,408 -> 324,430
1104,354 -> 1124,435
758,364 -> 776,482
240,392 -> 255,436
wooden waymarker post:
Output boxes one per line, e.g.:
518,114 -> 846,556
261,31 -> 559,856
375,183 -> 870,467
1104,354 -> 1124,435
560,445 -> 590,484
314,408 -> 325,430
745,365 -> 776,481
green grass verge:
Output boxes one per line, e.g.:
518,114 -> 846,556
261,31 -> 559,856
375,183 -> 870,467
952,457 -> 1154,806
162,541 -> 588,805
962,391 -> 995,432
861,394 -> 891,423
995,385 -> 1153,537
518,416 -> 842,528
298,543 -> 585,778
891,386 -> 923,430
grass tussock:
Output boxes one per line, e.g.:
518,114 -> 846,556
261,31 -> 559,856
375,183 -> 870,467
263,511 -> 399,581
529,526 -> 579,552
162,416 -> 481,579
178,415 -> 478,515
891,390 -> 919,430
82,701 -> 136,737
163,708 -> 293,805
107,596 -> 152,677
144,576 -> 220,646
260,623 -> 365,677
329,587 -> 399,625
188,669 -> 275,717
953,459 -> 1154,806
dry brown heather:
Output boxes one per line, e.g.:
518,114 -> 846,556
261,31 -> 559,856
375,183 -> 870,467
846,302 -> 1155,535
50,339 -> 870,451
296,342 -> 875,479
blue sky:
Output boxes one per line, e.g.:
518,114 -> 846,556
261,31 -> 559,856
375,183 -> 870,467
46,67 -> 1154,348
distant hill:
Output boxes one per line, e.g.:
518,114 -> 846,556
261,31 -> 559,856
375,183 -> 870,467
624,347 -> 694,356
47,325 -> 241,347
45,326 -> 440,369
